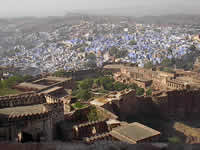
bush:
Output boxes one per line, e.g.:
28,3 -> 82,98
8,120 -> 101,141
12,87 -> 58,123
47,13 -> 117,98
79,79 -> 93,89
53,70 -> 66,77
128,83 -> 138,90
99,77 -> 115,91
144,61 -> 154,69
136,88 -> 145,96
168,136 -> 182,144
73,102 -> 87,109
128,40 -> 137,45
146,88 -> 152,96
87,106 -> 99,121
76,89 -> 91,101
113,82 -> 127,91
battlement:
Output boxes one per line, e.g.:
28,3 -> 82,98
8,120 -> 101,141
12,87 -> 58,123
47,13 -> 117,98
73,119 -> 109,139
167,89 -> 200,96
45,95 -> 60,104
8,111 -> 50,122
83,132 -> 111,144
0,93 -> 46,108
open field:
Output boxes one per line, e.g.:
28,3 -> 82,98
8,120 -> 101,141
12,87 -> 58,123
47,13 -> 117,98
0,88 -> 21,96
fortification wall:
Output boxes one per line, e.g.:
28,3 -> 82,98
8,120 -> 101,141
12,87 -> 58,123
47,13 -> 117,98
166,90 -> 200,119
7,111 -> 52,142
53,69 -> 102,81
0,93 -> 46,108
95,106 -> 118,120
73,120 -> 109,139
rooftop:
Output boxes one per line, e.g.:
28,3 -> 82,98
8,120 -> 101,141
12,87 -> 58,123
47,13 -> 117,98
110,122 -> 160,144
16,82 -> 48,90
0,104 -> 44,117
90,89 -> 133,107
40,86 -> 63,94
45,76 -> 71,82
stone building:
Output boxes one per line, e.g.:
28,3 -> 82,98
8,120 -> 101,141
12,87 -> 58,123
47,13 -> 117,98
76,120 -> 161,145
90,89 -> 137,120
110,122 -> 161,144
0,93 -> 64,142
15,76 -> 74,98
113,66 -> 194,90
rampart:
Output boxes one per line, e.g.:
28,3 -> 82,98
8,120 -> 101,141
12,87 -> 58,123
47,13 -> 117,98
8,111 -> 50,122
73,119 -> 109,139
83,133 -> 112,144
95,106 -> 118,120
0,93 -> 46,108
53,69 -> 102,81
0,92 -> 65,142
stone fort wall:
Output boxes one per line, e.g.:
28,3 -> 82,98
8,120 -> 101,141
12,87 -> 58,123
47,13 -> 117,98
53,69 -> 103,81
0,93 -> 64,142
0,93 -> 46,108
100,89 -> 200,120
137,89 -> 200,119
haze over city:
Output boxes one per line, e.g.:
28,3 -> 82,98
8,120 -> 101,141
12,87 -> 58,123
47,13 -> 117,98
0,0 -> 200,17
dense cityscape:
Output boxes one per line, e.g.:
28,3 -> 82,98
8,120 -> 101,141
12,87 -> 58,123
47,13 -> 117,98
0,18 -> 200,75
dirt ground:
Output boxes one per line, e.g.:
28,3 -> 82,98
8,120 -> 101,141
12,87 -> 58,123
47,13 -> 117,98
162,120 -> 200,144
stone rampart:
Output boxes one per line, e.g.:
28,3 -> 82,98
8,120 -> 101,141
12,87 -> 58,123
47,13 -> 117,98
73,119 -> 109,139
8,111 -> 50,122
53,69 -> 102,81
95,106 -> 118,120
0,93 -> 46,108
83,133 -> 112,144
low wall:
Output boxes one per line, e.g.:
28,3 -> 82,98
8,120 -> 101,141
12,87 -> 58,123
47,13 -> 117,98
95,106 -> 118,120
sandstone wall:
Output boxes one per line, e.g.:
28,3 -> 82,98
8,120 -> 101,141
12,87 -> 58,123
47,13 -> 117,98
0,94 -> 46,108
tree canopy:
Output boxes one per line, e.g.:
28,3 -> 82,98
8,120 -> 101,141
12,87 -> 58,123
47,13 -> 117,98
128,40 -> 137,45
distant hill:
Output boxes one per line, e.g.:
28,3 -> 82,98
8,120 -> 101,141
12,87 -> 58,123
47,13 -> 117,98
135,14 -> 200,25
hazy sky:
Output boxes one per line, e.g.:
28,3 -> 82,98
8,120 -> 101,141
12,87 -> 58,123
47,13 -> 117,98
0,0 -> 200,17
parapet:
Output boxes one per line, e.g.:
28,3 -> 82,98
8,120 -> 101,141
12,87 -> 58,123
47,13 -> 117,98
83,132 -> 111,144
8,111 -> 50,122
74,119 -> 107,129
45,95 -> 60,104
0,93 -> 46,108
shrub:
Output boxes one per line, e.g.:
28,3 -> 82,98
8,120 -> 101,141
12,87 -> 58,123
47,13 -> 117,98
168,136 -> 182,144
146,88 -> 153,96
136,88 -> 145,96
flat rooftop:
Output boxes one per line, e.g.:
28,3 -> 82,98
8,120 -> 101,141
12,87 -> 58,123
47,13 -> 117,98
110,122 -> 160,143
90,89 -> 133,107
40,86 -> 63,94
45,76 -> 71,82
0,104 -> 44,117
16,82 -> 48,90
103,64 -> 125,69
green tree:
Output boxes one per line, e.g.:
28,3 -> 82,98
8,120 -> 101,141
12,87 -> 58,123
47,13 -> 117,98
76,89 -> 91,101
87,106 -> 98,121
144,61 -> 154,69
190,45 -> 196,52
128,83 -> 138,90
86,53 -> 96,61
99,77 -> 114,91
128,40 -> 137,45
168,136 -> 182,144
160,58 -> 174,67
116,49 -> 128,58
160,67 -> 175,73
53,70 -> 66,77
85,60 -> 97,68
146,88 -> 152,96
113,82 -> 127,91
79,79 -> 93,89
109,46 -> 119,57
136,88 -> 145,96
